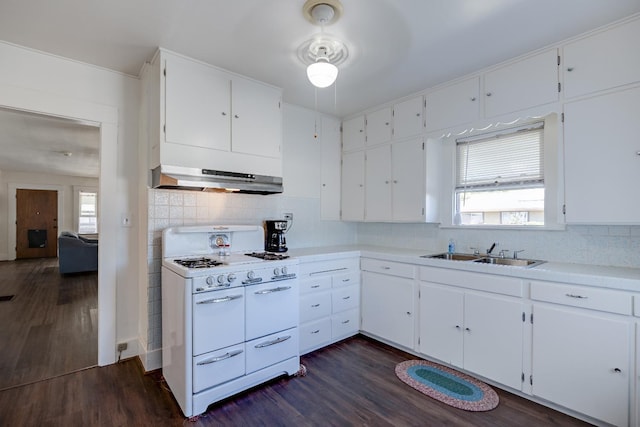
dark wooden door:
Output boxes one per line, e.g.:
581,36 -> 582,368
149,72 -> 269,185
16,189 -> 58,259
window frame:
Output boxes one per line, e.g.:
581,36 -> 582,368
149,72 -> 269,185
74,186 -> 99,234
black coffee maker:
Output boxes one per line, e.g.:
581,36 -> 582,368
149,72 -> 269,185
265,220 -> 288,252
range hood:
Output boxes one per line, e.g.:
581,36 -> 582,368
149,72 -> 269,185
151,165 -> 283,194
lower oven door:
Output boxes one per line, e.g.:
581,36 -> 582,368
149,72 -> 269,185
193,343 -> 245,393
245,279 -> 298,341
193,287 -> 245,356
245,328 -> 298,374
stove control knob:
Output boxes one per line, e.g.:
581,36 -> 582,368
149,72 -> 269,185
273,267 -> 281,276
281,266 -> 288,275
247,271 -> 255,280
217,275 -> 226,284
206,276 -> 214,286
227,273 -> 237,283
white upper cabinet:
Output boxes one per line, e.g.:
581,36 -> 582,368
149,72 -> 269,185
563,86 -> 640,224
340,151 -> 365,221
231,76 -> 282,158
164,53 -> 231,152
320,116 -> 342,220
484,49 -> 559,118
563,18 -> 640,99
391,138 -> 427,222
425,77 -> 480,132
342,115 -> 365,152
364,145 -> 392,221
366,107 -> 392,146
393,96 -> 424,139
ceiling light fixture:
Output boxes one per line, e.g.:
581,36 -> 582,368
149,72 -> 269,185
300,0 -> 347,89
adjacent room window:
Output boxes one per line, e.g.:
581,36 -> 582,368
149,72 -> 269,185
78,190 -> 98,233
454,122 -> 544,226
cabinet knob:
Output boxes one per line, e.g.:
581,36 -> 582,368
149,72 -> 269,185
636,151 -> 640,156
416,113 -> 420,117
470,97 -> 476,102
614,368 -> 622,373
234,114 -> 239,119
221,112 -> 227,116
485,92 -> 492,97
406,312 -> 411,316
393,180 -> 398,184
359,129 -> 363,133
465,327 -> 471,332
322,183 -> 326,187
385,122 -> 389,126
567,67 -> 574,72
455,325 -> 461,329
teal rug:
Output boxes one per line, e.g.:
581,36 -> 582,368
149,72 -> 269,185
395,360 -> 499,411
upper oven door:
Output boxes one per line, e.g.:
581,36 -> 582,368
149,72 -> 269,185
193,287 -> 245,356
245,279 -> 298,341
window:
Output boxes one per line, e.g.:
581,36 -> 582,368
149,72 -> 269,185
78,190 -> 98,233
454,122 -> 544,226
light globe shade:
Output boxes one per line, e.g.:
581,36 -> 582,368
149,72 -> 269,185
306,61 -> 339,88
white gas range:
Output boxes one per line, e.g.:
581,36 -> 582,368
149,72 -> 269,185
161,225 -> 300,418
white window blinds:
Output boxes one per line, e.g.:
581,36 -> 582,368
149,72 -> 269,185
456,123 -> 544,191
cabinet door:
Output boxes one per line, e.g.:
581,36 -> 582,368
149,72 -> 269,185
365,145 -> 392,222
342,115 -> 365,152
366,107 -> 392,146
392,138 -> 425,221
532,305 -> 630,427
320,116 -> 342,220
340,151 -> 365,221
419,283 -> 464,367
484,49 -> 559,118
393,96 -> 423,139
425,77 -> 479,131
463,292 -> 523,390
231,77 -> 282,158
361,272 -> 415,349
164,54 -> 231,152
563,19 -> 640,99
564,86 -> 640,223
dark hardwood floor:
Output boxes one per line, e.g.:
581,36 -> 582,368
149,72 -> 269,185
0,258 -> 97,390
0,335 -> 591,426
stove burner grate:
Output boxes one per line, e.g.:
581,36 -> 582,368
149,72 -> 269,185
174,257 -> 224,269
245,252 -> 290,261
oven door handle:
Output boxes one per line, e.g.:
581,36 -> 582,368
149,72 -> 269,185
254,335 -> 291,348
254,286 -> 291,295
196,294 -> 243,304
196,349 -> 243,365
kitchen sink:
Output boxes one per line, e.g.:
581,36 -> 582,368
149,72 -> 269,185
422,252 -> 545,268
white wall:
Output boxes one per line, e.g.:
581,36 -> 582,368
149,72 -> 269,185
0,41 -> 141,361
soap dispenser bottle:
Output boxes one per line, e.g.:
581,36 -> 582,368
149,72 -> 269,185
448,238 -> 456,254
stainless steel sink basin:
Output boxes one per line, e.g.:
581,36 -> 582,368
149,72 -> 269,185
422,252 -> 545,268
422,253 -> 483,261
472,257 -> 545,268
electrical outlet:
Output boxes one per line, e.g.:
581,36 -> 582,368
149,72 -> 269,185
283,213 -> 293,220
117,343 -> 128,352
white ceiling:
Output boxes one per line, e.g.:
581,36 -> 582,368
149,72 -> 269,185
1,0 -> 639,177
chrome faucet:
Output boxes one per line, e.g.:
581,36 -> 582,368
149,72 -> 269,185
498,249 -> 510,258
486,242 -> 497,255
513,250 -> 525,259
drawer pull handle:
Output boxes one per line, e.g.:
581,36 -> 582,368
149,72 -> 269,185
196,294 -> 242,304
311,330 -> 320,334
614,368 -> 622,373
254,335 -> 291,348
311,285 -> 320,288
310,267 -> 348,276
565,293 -> 588,299
341,320 -> 350,324
342,296 -> 350,300
255,286 -> 291,295
311,304 -> 320,308
342,278 -> 350,282
197,349 -> 243,365
381,266 -> 391,270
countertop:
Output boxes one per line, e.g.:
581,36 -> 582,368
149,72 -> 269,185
287,245 -> 640,292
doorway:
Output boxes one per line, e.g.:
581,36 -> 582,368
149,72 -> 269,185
16,189 -> 58,259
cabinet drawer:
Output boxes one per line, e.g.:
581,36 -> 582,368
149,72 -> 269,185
245,328 -> 299,374
333,271 -> 360,288
530,280 -> 632,315
332,286 -> 360,313
299,257 -> 359,278
192,343 -> 245,393
332,309 -> 359,339
300,292 -> 332,323
300,276 -> 332,294
299,318 -> 332,354
420,266 -> 522,297
361,258 -> 415,279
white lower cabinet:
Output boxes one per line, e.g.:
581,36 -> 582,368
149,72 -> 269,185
418,280 -> 524,390
298,255 -> 360,354
361,259 -> 416,349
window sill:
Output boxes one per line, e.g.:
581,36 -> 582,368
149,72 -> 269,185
439,224 -> 566,231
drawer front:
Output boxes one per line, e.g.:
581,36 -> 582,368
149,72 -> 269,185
300,292 -> 332,323
299,318 -> 332,353
333,271 -> 360,288
361,258 -> 415,279
299,257 -> 359,278
530,280 -> 632,315
332,309 -> 359,339
245,328 -> 299,374
420,266 -> 523,297
192,343 -> 245,393
300,276 -> 332,294
332,286 -> 360,313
